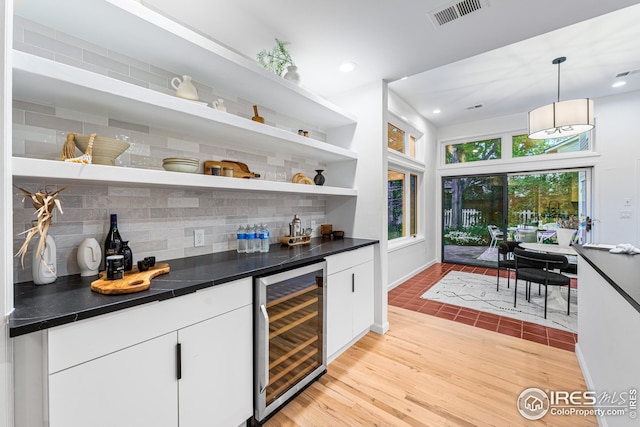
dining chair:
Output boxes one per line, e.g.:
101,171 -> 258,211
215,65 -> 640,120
496,241 -> 520,291
513,247 -> 571,319
488,225 -> 503,248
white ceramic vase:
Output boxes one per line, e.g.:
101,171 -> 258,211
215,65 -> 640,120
77,237 -> 102,277
283,65 -> 301,85
556,228 -> 575,247
213,98 -> 227,112
32,235 -> 57,285
171,75 -> 199,101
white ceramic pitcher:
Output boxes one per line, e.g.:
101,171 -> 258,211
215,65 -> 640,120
171,75 -> 199,101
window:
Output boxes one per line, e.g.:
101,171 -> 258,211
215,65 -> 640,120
445,138 -> 501,164
388,121 -> 420,159
388,170 -> 419,240
512,133 -> 590,157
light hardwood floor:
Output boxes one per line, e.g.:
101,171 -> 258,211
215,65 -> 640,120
266,305 -> 596,426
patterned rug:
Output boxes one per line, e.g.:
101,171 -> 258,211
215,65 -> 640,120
421,270 -> 577,332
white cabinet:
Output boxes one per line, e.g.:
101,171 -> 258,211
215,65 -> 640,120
49,332 -> 178,427
326,246 -> 374,359
14,279 -> 253,427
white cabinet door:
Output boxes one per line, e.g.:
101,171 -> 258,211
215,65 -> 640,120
326,268 -> 356,357
178,304 -> 253,427
49,332 -> 178,427
351,260 -> 374,337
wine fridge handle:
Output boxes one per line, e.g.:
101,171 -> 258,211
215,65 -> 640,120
260,304 -> 269,394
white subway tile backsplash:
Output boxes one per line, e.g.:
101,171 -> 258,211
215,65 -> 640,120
24,30 -> 82,59
107,187 -> 152,198
168,197 -> 200,208
25,111 -> 83,134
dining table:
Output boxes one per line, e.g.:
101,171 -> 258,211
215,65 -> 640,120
519,242 -> 577,311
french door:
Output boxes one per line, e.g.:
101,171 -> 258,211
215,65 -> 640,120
442,168 -> 591,266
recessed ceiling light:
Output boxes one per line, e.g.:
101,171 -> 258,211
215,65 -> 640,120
612,80 -> 627,88
339,61 -> 357,73
433,109 -> 441,114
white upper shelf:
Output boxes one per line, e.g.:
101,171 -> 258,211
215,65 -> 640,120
13,0 -> 357,130
13,51 -> 358,163
12,158 -> 358,197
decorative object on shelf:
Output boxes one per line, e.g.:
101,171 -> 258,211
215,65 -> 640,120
252,105 -> 264,123
91,262 -> 170,294
171,75 -> 199,101
292,172 -> 313,185
332,230 -> 345,239
162,157 -> 199,173
77,237 -> 101,277
298,129 -> 304,136
210,165 -> 221,175
212,98 -> 227,111
313,170 -> 325,186
32,234 -> 57,285
72,133 -> 130,166
283,65 -> 301,85
320,224 -> 333,238
528,56 -> 594,139
60,132 -> 92,164
256,38 -> 294,77
15,184 -> 71,270
223,167 -> 234,177
203,160 -> 260,178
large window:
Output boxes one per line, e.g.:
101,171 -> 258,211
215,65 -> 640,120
388,170 -> 418,240
512,133 -> 590,157
445,138 -> 501,164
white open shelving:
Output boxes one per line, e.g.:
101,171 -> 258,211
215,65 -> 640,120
13,158 -> 357,197
12,0 -> 360,197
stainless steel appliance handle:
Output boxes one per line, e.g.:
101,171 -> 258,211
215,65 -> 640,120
260,303 -> 269,393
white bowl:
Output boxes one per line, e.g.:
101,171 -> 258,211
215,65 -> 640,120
162,162 -> 199,173
162,157 -> 199,164
74,135 -> 130,166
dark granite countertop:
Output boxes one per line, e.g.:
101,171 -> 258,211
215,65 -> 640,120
574,244 -> 640,314
10,237 -> 377,337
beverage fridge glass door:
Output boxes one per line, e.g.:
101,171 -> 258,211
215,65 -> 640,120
255,261 -> 326,422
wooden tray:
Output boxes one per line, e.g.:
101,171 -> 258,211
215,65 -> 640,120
280,235 -> 311,246
91,262 -> 170,294
203,160 -> 260,178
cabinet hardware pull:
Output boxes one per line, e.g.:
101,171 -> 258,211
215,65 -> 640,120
176,343 -> 182,380
259,304 -> 269,393
352,273 -> 355,293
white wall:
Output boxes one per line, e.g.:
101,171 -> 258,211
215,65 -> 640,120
589,90 -> 640,246
330,81 -> 388,334
386,91 -> 438,288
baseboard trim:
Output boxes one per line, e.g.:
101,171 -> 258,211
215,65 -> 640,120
575,343 -> 609,427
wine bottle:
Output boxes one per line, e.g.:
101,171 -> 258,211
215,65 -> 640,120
104,214 -> 123,269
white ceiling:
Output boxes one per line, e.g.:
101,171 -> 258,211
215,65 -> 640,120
142,0 -> 640,127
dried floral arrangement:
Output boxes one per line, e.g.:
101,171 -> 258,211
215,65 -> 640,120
257,38 -> 294,76
15,184 -> 71,268
556,215 -> 579,229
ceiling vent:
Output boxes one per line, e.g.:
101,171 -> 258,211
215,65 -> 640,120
466,104 -> 484,110
428,0 -> 489,27
616,69 -> 640,78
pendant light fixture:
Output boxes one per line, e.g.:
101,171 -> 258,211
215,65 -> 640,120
528,56 -> 594,140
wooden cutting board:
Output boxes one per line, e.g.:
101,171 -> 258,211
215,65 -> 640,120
203,160 -> 260,178
91,262 -> 170,294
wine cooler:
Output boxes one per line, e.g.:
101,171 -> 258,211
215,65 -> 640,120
253,261 -> 326,424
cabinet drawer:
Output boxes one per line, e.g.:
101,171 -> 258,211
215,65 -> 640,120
326,245 -> 374,275
48,278 -> 251,374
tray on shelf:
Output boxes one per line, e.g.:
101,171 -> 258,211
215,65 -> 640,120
91,262 -> 170,294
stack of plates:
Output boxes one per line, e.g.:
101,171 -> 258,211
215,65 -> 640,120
162,158 -> 199,173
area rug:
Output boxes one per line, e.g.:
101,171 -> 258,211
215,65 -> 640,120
421,270 -> 577,333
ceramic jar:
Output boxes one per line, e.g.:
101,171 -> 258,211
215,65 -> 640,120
171,75 -> 199,101
283,65 -> 301,85
313,170 -> 325,186
213,98 -> 227,112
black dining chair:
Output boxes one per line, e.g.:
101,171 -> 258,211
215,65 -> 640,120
496,241 -> 520,291
513,247 -> 571,319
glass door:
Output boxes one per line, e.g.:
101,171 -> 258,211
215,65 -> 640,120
442,174 -> 505,266
442,168 -> 592,266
